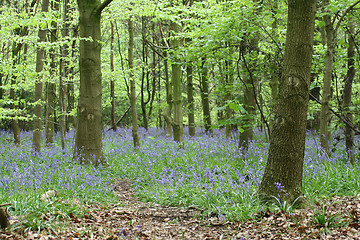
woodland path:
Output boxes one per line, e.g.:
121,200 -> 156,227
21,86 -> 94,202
1,178 -> 360,239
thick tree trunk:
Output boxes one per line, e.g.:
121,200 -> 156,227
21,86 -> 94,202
187,65 -> 195,136
171,22 -> 183,142
75,0 -> 112,164
33,0 -> 50,153
258,0 -> 316,205
110,21 -> 117,131
128,18 -> 140,148
319,0 -> 334,154
200,57 -> 212,134
343,19 -> 355,164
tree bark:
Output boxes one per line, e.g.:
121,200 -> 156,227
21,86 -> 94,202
319,0 -> 334,154
187,64 -> 195,136
269,1 -> 279,133
239,72 -> 255,149
45,0 -> 59,146
224,57 -> 234,139
140,16 -> 149,130
110,21 -> 117,131
343,19 -> 355,164
171,21 -> 183,142
11,26 -> 28,146
0,207 -> 9,228
33,0 -> 50,153
164,51 -> 173,138
258,0 -> 316,205
75,0 -> 112,164
128,18 -> 140,148
200,57 -> 212,134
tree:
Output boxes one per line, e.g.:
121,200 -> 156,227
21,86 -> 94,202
33,0 -> 50,153
45,0 -> 60,146
319,0 -> 334,154
110,20 -> 117,131
171,21 -> 183,142
258,0 -> 316,204
187,63 -> 195,137
200,57 -> 212,133
128,18 -> 140,148
74,0 -> 113,164
343,18 -> 355,164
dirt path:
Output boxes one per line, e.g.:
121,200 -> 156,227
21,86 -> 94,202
1,179 -> 360,239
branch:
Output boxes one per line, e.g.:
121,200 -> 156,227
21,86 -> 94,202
106,92 -> 140,132
241,50 -> 271,139
334,0 -> 360,33
310,93 -> 360,135
95,0 -> 113,15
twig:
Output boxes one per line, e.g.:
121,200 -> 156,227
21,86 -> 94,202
0,203 -> 11,207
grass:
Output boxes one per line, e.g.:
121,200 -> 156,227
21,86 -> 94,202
1,127 -> 360,231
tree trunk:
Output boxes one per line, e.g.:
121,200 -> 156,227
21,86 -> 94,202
67,26 -> 78,130
140,16 -> 149,130
75,0 -> 112,164
200,57 -> 212,134
59,0 -> 70,150
225,58 -> 234,139
239,38 -> 258,149
164,51 -> 173,138
319,0 -> 334,154
32,0 -> 50,153
187,64 -> 195,136
239,73 -> 255,149
11,27 -> 27,146
128,18 -> 140,148
110,21 -> 117,131
171,21 -> 183,142
45,0 -> 59,146
0,207 -> 9,228
343,19 -> 355,164
269,1 -> 279,132
258,0 -> 316,205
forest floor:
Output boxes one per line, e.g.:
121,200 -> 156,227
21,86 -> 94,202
1,178 -> 360,239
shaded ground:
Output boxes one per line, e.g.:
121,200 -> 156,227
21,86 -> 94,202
1,179 -> 360,239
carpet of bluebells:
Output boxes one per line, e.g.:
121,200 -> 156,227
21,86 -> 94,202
1,127 -> 360,224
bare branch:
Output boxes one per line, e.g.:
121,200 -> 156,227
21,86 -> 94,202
95,0 -> 113,15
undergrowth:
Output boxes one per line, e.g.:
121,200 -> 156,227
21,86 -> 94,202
1,127 -> 360,231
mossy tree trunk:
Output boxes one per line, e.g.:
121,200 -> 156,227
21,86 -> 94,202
258,0 -> 316,205
74,0 -> 112,164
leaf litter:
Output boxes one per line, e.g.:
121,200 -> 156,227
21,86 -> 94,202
1,178 -> 360,239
